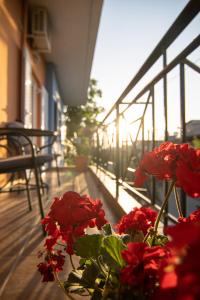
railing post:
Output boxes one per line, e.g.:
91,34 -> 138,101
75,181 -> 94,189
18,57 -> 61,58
180,62 -> 186,217
141,118 -> 145,155
115,103 -> 120,199
163,51 -> 169,226
163,51 -> 168,141
180,63 -> 186,142
151,86 -> 156,205
96,130 -> 100,169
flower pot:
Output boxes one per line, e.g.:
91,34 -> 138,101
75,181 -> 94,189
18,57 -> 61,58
74,155 -> 88,172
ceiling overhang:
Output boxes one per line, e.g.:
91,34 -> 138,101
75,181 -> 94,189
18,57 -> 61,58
28,0 -> 103,106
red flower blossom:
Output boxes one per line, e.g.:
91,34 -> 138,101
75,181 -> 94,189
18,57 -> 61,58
134,142 -> 200,198
37,251 -> 65,282
50,251 -> 65,272
49,192 -> 107,229
37,262 -> 54,282
116,207 -> 157,236
120,242 -> 167,292
156,223 -> 200,300
134,142 -> 180,186
42,191 -> 107,254
178,208 -> 200,225
176,149 -> 200,198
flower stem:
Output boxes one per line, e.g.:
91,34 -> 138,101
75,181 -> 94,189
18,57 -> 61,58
143,227 -> 155,243
53,271 -> 76,300
96,257 -> 107,278
69,255 -> 75,270
154,180 -> 175,233
104,267 -> 111,288
174,187 -> 183,218
102,268 -> 111,299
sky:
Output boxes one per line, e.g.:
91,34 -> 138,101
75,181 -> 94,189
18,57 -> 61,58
91,0 -> 200,126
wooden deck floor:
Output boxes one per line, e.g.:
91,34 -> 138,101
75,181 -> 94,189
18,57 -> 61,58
0,169 -> 120,300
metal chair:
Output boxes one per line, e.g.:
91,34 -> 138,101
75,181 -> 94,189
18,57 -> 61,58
0,128 -> 56,224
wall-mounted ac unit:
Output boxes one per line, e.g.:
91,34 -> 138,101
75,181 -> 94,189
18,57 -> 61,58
31,7 -> 51,53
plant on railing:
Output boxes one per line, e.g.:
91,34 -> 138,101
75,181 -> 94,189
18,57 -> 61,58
37,142 -> 200,299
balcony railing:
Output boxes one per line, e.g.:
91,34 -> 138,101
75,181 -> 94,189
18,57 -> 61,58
92,0 -> 200,225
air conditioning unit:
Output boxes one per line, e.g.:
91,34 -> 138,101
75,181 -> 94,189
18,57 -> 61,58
31,7 -> 51,53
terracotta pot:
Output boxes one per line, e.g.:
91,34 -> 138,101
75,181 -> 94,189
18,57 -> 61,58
74,155 -> 88,172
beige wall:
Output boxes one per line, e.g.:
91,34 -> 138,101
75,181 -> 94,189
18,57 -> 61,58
0,0 -> 22,123
0,0 -> 46,123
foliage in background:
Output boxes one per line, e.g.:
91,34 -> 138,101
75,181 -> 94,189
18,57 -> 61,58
65,79 -> 104,156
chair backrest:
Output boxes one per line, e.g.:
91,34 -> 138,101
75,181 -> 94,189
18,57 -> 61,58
0,122 -> 31,155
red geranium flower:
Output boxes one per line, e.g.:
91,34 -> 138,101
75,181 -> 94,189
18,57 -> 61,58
134,142 -> 180,186
116,207 -> 157,236
176,149 -> 200,198
134,142 -> 200,198
178,208 -> 200,225
49,192 -> 107,229
37,262 -> 54,282
42,191 -> 107,254
50,251 -> 65,272
120,242 -> 167,292
156,223 -> 200,300
37,250 -> 65,282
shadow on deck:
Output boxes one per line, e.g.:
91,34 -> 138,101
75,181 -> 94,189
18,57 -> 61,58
0,168 -> 122,300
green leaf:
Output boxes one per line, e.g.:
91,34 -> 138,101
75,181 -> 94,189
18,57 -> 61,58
91,289 -> 102,300
82,262 -> 100,286
74,234 -> 103,258
67,286 -> 86,295
102,223 -> 113,235
119,233 -> 131,244
64,263 -> 102,297
147,234 -> 169,246
64,271 -> 86,294
101,236 -> 126,269
66,270 -> 84,286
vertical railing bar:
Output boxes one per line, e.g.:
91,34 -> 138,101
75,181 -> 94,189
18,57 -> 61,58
100,130 -> 105,168
125,133 -> 128,182
142,119 -> 145,156
163,51 -> 168,141
122,90 -> 151,181
120,140 -> 124,179
106,129 -> 115,175
96,130 -> 100,169
180,63 -> 186,142
135,91 -> 152,142
112,132 -> 115,174
180,62 -> 186,217
163,51 -> 169,226
151,86 -> 155,149
151,86 -> 156,205
115,104 -> 120,199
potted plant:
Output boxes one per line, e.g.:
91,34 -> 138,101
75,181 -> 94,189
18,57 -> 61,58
73,136 -> 90,171
65,79 -> 104,171
37,141 -> 200,299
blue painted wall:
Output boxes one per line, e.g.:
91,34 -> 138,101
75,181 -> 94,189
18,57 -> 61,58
45,63 -> 61,131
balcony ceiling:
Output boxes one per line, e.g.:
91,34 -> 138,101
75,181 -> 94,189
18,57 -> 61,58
29,0 -> 103,106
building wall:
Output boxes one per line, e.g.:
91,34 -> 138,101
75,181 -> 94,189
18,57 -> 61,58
29,44 -> 45,87
0,0 -> 22,123
46,63 -> 64,163
46,63 -> 60,131
0,0 -> 46,125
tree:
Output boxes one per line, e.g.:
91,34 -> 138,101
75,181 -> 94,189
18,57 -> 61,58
65,79 -> 104,155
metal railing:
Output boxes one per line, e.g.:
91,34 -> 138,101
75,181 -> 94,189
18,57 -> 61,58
92,0 -> 200,224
